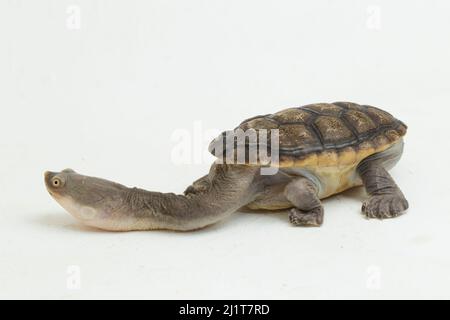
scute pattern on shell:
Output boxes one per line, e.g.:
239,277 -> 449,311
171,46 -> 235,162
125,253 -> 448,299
209,102 -> 407,166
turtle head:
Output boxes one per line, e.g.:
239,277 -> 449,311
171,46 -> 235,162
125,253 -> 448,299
44,169 -> 127,226
44,168 -> 77,198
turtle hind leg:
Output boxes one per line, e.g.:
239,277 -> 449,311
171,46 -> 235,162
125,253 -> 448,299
357,161 -> 408,219
284,177 -> 324,227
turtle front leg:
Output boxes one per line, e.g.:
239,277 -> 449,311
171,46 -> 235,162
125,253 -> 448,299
284,177 -> 324,227
357,162 -> 408,219
183,175 -> 210,196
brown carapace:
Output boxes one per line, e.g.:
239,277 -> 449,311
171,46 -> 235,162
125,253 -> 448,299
210,101 -> 407,168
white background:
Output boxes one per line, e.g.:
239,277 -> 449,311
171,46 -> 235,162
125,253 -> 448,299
1,0 -> 449,299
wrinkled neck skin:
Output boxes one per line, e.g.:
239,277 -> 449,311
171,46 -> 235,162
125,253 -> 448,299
45,164 -> 262,231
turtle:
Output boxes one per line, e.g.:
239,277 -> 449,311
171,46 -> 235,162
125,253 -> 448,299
44,101 -> 408,231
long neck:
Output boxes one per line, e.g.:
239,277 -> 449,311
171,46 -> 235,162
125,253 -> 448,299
123,165 -> 260,231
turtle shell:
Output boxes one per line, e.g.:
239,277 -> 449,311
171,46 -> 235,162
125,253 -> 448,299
208,102 -> 407,167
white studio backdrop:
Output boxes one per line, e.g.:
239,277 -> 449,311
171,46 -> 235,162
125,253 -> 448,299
0,0 -> 449,299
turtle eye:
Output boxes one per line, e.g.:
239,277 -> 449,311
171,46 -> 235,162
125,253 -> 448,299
51,177 -> 64,188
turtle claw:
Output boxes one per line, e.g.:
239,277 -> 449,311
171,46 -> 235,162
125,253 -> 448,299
362,194 -> 408,219
183,176 -> 210,196
289,206 -> 324,227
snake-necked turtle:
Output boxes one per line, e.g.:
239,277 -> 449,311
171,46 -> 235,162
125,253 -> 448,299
44,102 -> 408,231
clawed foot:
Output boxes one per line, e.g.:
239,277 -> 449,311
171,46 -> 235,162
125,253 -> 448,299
362,194 -> 408,219
289,206 -> 324,227
184,181 -> 210,196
